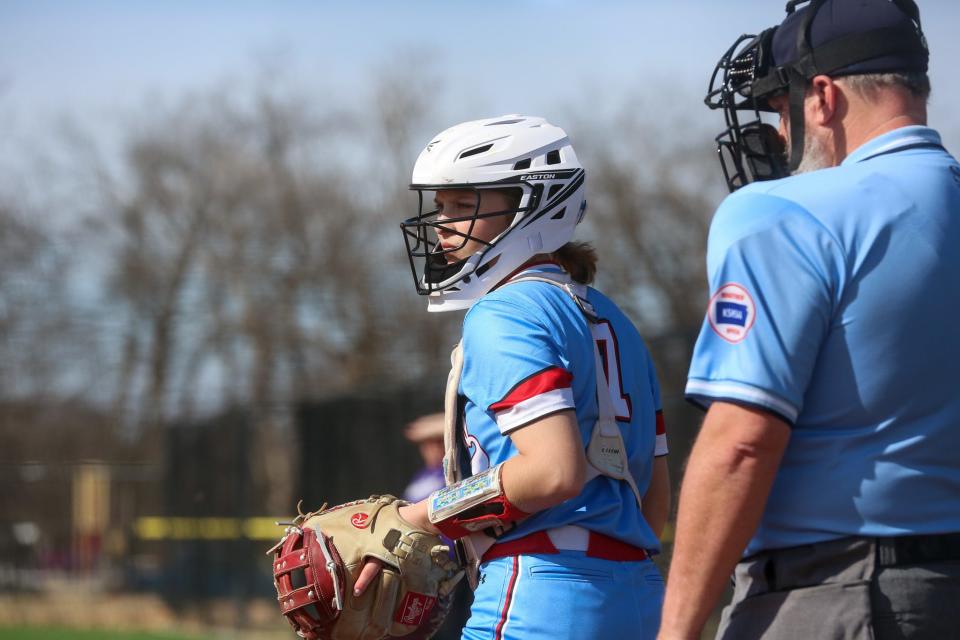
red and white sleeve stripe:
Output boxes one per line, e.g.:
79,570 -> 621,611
655,410 -> 668,456
488,366 -> 575,434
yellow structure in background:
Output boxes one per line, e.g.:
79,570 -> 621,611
73,462 -> 110,534
133,518 -> 674,544
134,517 -> 283,541
72,462 -> 111,570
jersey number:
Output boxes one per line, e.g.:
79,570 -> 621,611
594,321 -> 632,421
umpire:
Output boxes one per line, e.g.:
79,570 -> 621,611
660,1 -> 960,638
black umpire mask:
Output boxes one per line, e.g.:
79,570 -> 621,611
705,0 -> 928,192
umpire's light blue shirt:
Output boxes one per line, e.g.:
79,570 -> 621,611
687,126 -> 960,554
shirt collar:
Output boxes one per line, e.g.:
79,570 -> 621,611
506,260 -> 565,280
493,259 -> 568,291
842,125 -> 942,166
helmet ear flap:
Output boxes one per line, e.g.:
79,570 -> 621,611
527,232 -> 543,254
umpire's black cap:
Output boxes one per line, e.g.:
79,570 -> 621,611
771,0 -> 929,76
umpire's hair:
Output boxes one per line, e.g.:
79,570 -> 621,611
838,71 -> 931,102
552,241 -> 598,285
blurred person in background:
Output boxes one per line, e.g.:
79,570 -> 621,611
402,413 -> 446,503
355,114 -> 671,639
661,1 -> 960,638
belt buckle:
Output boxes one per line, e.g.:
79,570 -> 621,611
876,537 -> 899,566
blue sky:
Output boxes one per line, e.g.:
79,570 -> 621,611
3,0 -> 960,160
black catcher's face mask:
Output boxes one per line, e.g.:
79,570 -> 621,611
706,0 -> 928,193
705,30 -> 790,193
399,188 -> 528,296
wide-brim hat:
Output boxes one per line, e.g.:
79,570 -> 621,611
404,413 -> 445,443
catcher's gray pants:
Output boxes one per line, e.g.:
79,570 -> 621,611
716,534 -> 960,640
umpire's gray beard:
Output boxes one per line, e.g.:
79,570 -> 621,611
793,129 -> 833,175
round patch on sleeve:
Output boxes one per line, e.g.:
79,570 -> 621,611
707,283 -> 756,343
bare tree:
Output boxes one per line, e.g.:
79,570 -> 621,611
76,62 -> 455,434
0,201 -> 79,399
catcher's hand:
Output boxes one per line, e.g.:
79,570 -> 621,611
269,495 -> 463,640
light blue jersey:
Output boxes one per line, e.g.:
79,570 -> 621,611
459,262 -> 668,553
687,126 -> 960,554
458,261 -> 667,640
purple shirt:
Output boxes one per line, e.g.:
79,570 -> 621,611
403,465 -> 445,503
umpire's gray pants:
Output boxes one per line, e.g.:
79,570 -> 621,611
716,536 -> 960,640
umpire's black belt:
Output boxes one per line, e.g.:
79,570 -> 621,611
741,532 -> 960,595
875,531 -> 960,566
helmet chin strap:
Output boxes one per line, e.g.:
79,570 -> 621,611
786,0 -> 833,172
787,68 -> 808,173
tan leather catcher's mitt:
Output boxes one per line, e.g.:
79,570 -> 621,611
269,495 -> 463,640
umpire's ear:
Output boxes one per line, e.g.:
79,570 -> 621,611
808,75 -> 841,128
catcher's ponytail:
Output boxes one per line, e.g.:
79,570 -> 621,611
552,241 -> 598,285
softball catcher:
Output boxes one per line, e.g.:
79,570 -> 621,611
391,115 -> 669,639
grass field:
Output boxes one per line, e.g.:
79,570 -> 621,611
0,630 -> 204,640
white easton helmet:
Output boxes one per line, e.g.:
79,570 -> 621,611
401,115 -> 587,312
